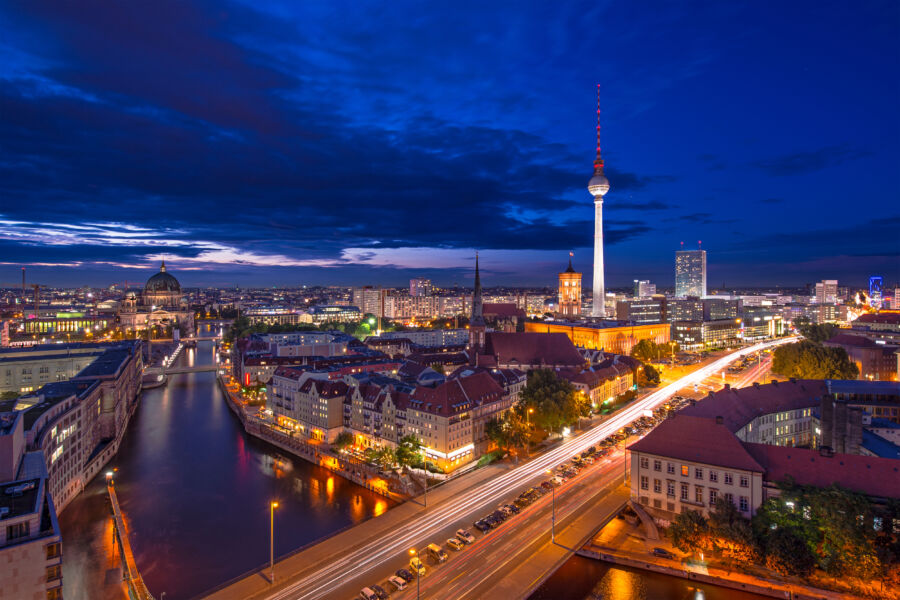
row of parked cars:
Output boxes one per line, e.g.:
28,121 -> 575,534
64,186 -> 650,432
359,528 -> 479,599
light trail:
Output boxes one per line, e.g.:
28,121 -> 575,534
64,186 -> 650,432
266,337 -> 797,600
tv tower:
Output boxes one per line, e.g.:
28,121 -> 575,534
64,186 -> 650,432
588,85 -> 610,317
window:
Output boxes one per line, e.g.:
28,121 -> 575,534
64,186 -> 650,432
46,565 -> 61,582
709,470 -> 718,483
640,475 -> 648,490
47,588 -> 62,600
695,486 -> 703,504
724,472 -> 733,485
7,521 -> 29,540
666,481 -> 675,497
724,492 -> 734,505
739,496 -> 749,512
46,543 -> 61,560
681,465 -> 689,477
694,467 -> 703,480
653,460 -> 661,472
680,483 -> 689,501
667,463 -> 675,474
640,457 -> 649,469
653,479 -> 661,493
739,475 -> 749,488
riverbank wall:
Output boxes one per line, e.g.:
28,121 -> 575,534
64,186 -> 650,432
217,376 -> 402,500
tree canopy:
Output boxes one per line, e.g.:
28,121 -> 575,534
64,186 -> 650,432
772,340 -> 858,380
485,412 -> 530,455
793,317 -> 838,343
519,369 -> 590,435
630,339 -> 680,362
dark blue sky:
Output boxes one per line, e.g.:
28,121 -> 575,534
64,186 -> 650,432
1,1 -> 898,289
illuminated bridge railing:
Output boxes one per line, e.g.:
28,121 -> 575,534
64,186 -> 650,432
108,483 -> 155,600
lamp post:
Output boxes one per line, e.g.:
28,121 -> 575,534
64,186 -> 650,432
526,408 -> 534,457
545,470 -> 556,543
409,548 -> 420,600
269,501 -> 278,583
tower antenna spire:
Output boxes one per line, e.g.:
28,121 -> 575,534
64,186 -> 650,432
594,84 -> 604,175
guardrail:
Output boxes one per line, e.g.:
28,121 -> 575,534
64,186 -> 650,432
108,482 -> 155,600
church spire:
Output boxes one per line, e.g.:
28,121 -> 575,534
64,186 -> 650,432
160,260 -> 167,273
471,252 -> 484,323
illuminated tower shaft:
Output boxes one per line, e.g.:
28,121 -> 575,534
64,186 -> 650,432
588,85 -> 610,318
592,199 -> 605,317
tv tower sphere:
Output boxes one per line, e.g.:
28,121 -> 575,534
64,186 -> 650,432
588,173 -> 609,197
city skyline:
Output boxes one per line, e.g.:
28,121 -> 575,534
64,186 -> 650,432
0,1 -> 898,289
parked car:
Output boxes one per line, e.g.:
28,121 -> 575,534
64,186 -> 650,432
409,556 -> 427,576
540,481 -> 553,491
505,503 -> 520,514
388,575 -> 408,591
427,543 -> 449,563
371,584 -> 389,600
650,547 -> 676,559
456,528 -> 476,544
446,537 -> 464,551
582,456 -> 594,465
474,519 -> 491,533
396,568 -> 414,583
359,587 -> 378,600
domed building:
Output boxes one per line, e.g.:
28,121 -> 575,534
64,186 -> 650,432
143,261 -> 182,309
118,262 -> 194,336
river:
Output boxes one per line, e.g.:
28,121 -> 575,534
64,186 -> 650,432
58,326 -> 394,600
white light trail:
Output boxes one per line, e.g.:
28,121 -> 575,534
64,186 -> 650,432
267,337 -> 797,600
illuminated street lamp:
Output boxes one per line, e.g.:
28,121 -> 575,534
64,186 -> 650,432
269,501 -> 278,583
545,469 -> 556,543
409,548 -> 420,600
105,471 -> 113,486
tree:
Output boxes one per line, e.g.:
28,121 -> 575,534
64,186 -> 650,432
395,434 -> 422,468
772,340 -> 858,380
638,364 -> 660,387
519,369 -> 590,436
765,527 -> 816,577
372,446 -> 396,472
332,432 -> 354,452
707,499 -> 755,561
794,317 -> 838,343
485,413 -> 530,456
669,509 -> 711,554
631,339 -> 680,362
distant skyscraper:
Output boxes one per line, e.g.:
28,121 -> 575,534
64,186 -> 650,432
675,249 -> 707,297
588,86 -> 610,318
869,276 -> 883,308
633,280 -> 656,298
352,286 -> 382,316
558,252 -> 582,319
814,280 -> 838,304
469,253 -> 486,352
409,277 -> 431,297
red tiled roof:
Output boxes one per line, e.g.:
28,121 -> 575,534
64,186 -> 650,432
300,379 -> 349,397
483,303 -> 526,319
628,415 -> 765,473
825,333 -> 878,348
679,379 -> 826,433
409,371 -> 504,416
856,313 -> 900,325
559,364 -> 631,388
742,443 -> 900,499
484,332 -> 585,368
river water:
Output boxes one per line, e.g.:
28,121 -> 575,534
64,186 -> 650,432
58,326 -> 393,600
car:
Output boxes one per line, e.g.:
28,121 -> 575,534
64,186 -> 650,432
409,556 -> 427,576
371,584 -> 389,599
456,528 -> 476,544
395,568 -> 414,583
359,587 -> 378,600
388,575 -> 408,591
491,510 -> 507,522
474,519 -> 491,533
505,503 -> 520,514
651,547 -> 676,559
540,481 -> 553,491
427,543 -> 449,563
498,505 -> 513,516
446,537 -> 464,551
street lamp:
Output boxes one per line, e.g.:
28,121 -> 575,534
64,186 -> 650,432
105,471 -> 113,486
409,548 -> 420,600
545,469 -> 556,543
269,501 -> 278,583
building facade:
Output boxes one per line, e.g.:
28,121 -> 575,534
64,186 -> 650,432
525,320 -> 670,355
675,249 -> 707,298
557,254 -> 582,319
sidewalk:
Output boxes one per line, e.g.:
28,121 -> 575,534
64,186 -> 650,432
581,516 -> 873,600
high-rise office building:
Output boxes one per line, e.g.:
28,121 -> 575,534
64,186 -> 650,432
814,280 -> 838,304
633,280 -> 656,298
558,253 -> 582,319
675,249 -> 707,298
409,277 -> 432,297
351,286 -> 382,316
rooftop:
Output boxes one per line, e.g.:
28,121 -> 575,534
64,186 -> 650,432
484,332 -> 585,367
73,347 -> 135,379
629,415 -> 765,473
861,430 -> 900,460
0,478 -> 41,521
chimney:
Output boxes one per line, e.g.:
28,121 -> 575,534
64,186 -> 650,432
715,416 -> 724,425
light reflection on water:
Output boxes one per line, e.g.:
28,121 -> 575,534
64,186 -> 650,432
58,326 -> 395,600
530,556 -> 768,600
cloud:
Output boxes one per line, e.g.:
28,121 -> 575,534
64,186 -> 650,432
752,144 -> 871,177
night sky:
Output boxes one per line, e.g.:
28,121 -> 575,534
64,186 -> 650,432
1,1 -> 898,289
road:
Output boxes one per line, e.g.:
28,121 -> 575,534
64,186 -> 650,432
246,337 -> 796,600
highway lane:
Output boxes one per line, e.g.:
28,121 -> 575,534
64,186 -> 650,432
266,337 -> 797,600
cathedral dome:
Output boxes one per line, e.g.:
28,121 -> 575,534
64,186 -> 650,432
144,261 -> 181,294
